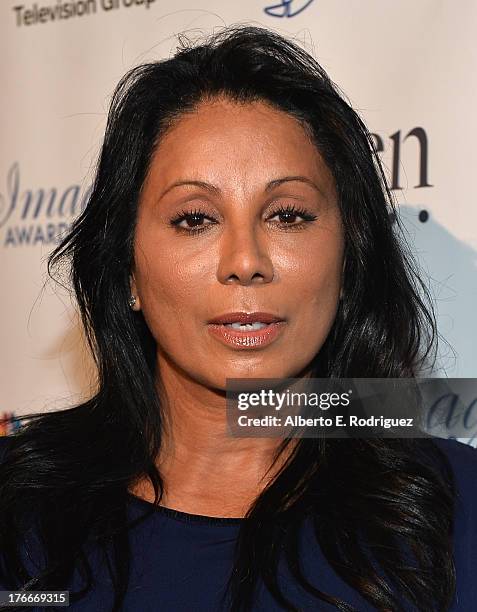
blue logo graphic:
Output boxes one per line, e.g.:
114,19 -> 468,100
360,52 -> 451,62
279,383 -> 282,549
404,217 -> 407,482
264,0 -> 315,18
0,163 -> 89,247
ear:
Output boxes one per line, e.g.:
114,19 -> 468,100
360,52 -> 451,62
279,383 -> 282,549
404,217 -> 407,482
129,274 -> 141,311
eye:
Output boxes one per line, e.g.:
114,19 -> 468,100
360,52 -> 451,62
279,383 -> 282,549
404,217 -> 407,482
169,204 -> 318,236
170,209 -> 217,235
267,204 -> 318,229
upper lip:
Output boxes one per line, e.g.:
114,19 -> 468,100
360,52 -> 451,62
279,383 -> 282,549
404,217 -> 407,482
208,312 -> 285,325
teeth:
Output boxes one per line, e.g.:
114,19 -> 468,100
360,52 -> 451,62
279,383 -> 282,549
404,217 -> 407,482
225,322 -> 270,331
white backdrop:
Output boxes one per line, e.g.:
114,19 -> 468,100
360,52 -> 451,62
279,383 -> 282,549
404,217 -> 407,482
1,1 -> 476,440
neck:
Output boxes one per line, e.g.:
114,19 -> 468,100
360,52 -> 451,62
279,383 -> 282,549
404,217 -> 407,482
130,352 -> 296,518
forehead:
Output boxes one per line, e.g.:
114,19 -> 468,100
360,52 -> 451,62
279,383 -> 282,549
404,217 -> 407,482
144,97 -> 334,194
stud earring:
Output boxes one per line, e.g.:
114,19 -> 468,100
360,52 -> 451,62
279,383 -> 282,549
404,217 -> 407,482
128,295 -> 137,309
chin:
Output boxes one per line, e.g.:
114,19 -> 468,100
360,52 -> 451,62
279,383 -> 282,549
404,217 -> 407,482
210,364 -> 295,389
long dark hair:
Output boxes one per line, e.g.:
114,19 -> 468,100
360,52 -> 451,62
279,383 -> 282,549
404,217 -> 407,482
0,26 -> 455,611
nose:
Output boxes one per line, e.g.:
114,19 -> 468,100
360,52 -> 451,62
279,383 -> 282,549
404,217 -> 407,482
216,224 -> 275,285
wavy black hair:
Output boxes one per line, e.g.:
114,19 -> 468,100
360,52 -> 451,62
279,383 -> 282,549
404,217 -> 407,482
0,25 -> 455,611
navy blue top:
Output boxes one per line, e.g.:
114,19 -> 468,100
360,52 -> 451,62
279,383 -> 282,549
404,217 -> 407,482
0,435 -> 476,611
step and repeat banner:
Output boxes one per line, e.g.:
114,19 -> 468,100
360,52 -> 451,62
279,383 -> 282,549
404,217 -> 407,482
1,1 -> 476,443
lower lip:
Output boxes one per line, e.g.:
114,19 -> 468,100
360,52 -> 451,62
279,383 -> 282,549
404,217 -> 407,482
207,322 -> 286,349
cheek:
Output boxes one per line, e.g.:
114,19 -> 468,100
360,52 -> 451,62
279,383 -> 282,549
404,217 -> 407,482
279,232 -> 343,302
134,236 -> 209,342
277,234 -> 343,348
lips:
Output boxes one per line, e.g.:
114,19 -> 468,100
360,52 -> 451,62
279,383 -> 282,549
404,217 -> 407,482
208,312 -> 285,325
207,313 -> 286,349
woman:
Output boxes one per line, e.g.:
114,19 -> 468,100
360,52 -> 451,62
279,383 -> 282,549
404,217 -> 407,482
0,25 -> 476,612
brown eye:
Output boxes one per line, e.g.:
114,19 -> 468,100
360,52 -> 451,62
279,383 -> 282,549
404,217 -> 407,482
179,213 -> 209,228
274,210 -> 299,224
267,205 -> 317,227
170,209 -> 217,235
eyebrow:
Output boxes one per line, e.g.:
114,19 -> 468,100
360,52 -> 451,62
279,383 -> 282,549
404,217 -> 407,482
157,175 -> 325,201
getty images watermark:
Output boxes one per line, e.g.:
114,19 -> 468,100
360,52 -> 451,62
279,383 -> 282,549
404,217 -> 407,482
225,378 -> 477,439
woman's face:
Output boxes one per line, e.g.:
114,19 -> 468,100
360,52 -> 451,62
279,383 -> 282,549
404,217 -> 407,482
132,97 -> 345,390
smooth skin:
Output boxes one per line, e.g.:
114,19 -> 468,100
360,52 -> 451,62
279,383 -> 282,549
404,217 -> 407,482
129,97 -> 345,517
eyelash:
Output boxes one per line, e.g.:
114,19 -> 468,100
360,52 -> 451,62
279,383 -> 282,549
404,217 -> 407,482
169,204 -> 318,236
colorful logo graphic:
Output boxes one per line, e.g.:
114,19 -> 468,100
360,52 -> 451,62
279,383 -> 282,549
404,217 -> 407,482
0,412 -> 24,436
